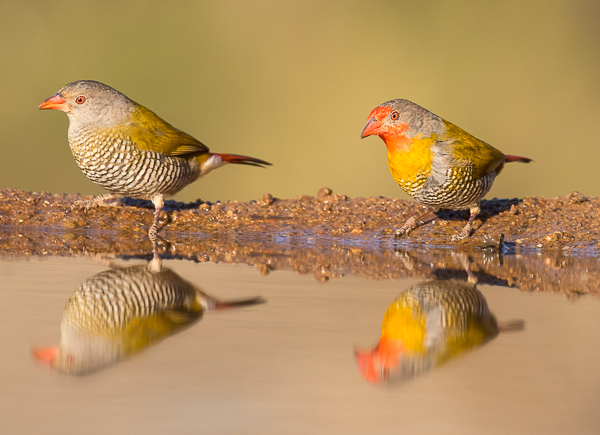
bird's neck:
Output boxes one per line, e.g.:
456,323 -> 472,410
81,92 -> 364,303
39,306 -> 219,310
380,133 -> 412,154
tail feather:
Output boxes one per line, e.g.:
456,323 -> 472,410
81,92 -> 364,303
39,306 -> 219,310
216,153 -> 272,168
504,155 -> 532,163
214,297 -> 266,311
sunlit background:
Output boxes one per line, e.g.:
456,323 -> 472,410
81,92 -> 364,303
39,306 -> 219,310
1,0 -> 599,203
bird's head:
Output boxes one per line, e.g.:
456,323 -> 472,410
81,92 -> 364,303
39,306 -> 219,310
39,80 -> 135,129
360,100 -> 412,140
361,99 -> 444,151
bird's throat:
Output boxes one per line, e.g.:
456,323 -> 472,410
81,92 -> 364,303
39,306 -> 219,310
381,132 -> 412,153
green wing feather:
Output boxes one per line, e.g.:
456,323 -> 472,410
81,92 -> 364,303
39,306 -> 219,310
442,120 -> 505,178
126,104 -> 210,157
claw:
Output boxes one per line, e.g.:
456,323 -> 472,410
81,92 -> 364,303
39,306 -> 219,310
450,225 -> 472,242
394,216 -> 417,238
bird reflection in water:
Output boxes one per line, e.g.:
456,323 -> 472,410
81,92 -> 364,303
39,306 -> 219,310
33,252 -> 264,375
355,278 -> 522,384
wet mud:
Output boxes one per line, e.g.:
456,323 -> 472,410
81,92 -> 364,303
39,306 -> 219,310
0,187 -> 598,297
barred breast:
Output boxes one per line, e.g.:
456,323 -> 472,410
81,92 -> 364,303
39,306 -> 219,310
68,127 -> 200,199
412,166 -> 496,210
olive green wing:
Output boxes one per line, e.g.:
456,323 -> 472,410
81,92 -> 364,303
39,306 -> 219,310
441,120 -> 505,178
126,104 -> 210,157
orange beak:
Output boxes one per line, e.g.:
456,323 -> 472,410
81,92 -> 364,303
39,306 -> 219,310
360,117 -> 383,138
32,346 -> 58,367
39,93 -> 69,112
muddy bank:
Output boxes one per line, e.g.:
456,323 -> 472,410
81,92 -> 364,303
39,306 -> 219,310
0,187 -> 598,251
1,187 -> 599,296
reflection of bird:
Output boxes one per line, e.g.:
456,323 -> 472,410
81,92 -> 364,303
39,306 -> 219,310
355,279 -> 500,384
33,263 -> 263,375
39,80 -> 271,240
361,100 -> 531,240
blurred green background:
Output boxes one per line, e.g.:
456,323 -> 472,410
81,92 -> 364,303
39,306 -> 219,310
1,0 -> 599,203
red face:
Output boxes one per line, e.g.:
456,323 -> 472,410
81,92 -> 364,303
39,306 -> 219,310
361,106 -> 393,138
361,105 -> 409,141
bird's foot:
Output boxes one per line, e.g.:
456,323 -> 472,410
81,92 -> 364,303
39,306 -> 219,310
394,216 -> 417,238
450,225 -> 472,242
71,194 -> 116,211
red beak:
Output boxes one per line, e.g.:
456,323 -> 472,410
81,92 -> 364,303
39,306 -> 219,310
39,93 -> 69,112
360,117 -> 383,138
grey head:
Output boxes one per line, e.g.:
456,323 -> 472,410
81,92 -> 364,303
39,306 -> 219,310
361,98 -> 445,139
39,80 -> 136,129
381,99 -> 445,139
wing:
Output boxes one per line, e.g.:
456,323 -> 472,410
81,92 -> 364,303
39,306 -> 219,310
125,104 -> 210,157
441,120 -> 505,178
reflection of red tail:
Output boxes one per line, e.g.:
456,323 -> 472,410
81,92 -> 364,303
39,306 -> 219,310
216,153 -> 272,168
504,155 -> 532,163
214,297 -> 265,311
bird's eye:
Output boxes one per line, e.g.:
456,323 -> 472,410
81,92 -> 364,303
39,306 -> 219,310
390,111 -> 399,120
75,96 -> 86,104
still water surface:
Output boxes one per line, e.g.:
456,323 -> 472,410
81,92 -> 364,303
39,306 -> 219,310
1,255 -> 600,434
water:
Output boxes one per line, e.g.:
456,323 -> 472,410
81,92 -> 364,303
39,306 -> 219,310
1,243 -> 600,434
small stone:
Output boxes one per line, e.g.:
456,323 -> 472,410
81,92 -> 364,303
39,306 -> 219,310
259,192 -> 274,207
317,187 -> 332,198
567,191 -> 587,204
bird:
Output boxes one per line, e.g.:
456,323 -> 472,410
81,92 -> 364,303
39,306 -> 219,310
361,99 -> 531,240
39,80 -> 271,240
354,279 -> 500,384
32,259 -> 264,375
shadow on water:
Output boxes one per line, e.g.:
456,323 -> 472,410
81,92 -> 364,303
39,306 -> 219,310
32,249 -> 264,376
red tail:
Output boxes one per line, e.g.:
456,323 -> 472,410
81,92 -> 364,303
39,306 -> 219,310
504,155 -> 532,163
216,153 -> 272,168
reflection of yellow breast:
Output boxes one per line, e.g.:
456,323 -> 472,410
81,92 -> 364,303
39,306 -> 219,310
381,296 -> 426,352
380,280 -> 498,359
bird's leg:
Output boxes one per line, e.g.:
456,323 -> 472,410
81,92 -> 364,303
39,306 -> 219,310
451,204 -> 481,241
394,208 -> 435,238
149,194 -> 164,242
454,252 -> 478,283
71,193 -> 116,211
148,238 -> 162,272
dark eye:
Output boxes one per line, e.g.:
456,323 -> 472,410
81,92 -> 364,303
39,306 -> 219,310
390,111 -> 399,120
75,96 -> 86,104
